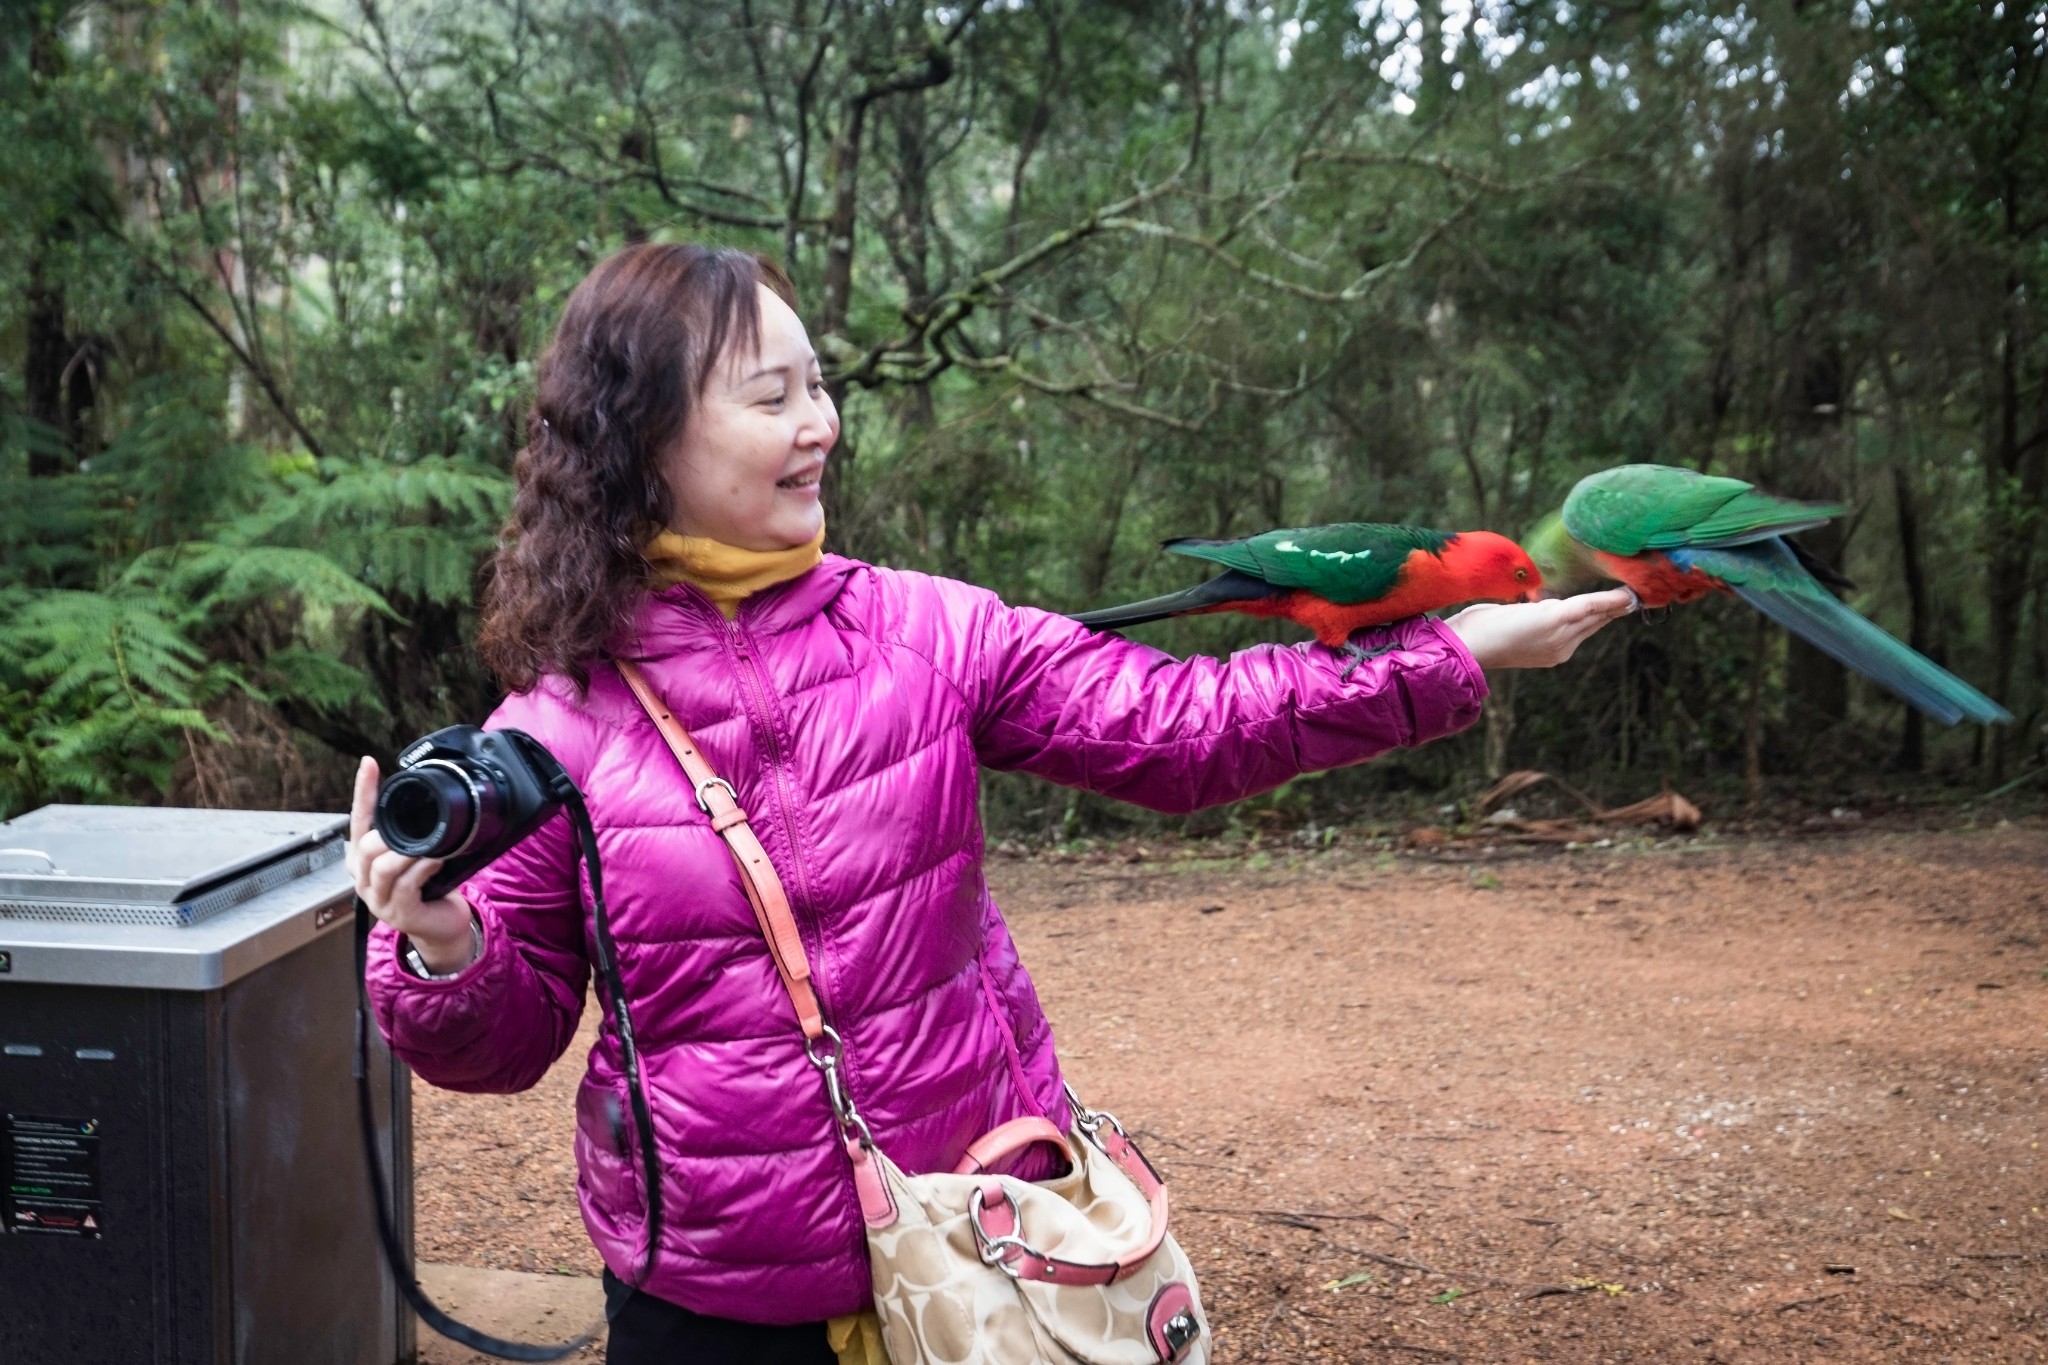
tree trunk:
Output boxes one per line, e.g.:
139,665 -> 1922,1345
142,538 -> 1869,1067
1483,670 -> 1516,781
815,94 -> 869,536
1777,317 -> 1850,728
815,38 -> 961,534
1743,613 -> 1770,812
1415,0 -> 1451,121
1983,270 -> 2047,779
617,127 -> 652,245
24,11 -> 73,477
24,256 -> 71,476
1772,22 -> 1851,731
1892,461 -> 1929,773
818,99 -> 870,344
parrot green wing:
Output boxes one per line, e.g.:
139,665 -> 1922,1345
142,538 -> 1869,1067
1561,464 -> 1845,556
1164,523 -> 1454,604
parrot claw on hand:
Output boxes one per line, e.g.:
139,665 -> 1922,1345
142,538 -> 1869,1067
1338,636 -> 1400,683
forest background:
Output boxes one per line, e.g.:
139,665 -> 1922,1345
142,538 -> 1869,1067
3,0 -> 2044,838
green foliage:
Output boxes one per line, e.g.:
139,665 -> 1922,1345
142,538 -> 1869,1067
0,583 -> 221,808
1,0 -> 2043,821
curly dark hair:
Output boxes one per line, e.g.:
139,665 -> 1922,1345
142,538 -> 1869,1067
478,244 -> 797,692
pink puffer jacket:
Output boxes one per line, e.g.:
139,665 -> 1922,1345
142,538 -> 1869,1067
366,556 -> 1486,1322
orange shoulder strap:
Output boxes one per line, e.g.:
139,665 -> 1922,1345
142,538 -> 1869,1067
613,658 -> 824,1041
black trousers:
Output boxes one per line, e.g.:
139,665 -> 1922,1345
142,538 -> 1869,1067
601,1270 -> 837,1365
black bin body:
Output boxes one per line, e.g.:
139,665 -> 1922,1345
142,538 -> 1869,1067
0,806 -> 415,1365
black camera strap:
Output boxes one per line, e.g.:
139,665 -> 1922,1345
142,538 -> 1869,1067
351,784 -> 663,1362
559,781 -> 669,1287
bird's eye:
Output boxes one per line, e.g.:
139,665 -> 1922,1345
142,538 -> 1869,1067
1515,567 -> 1528,580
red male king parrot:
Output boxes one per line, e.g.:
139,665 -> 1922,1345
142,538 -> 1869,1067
1527,463 -> 2010,726
1071,523 -> 1543,673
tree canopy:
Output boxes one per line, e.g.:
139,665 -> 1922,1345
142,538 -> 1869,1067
3,0 -> 2043,825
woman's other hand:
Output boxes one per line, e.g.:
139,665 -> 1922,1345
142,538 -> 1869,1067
1443,588 -> 1638,670
347,756 -> 478,973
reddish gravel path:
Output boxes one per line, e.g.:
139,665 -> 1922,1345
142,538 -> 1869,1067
414,822 -> 2048,1361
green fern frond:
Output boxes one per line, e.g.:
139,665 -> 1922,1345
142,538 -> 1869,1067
0,586 -> 230,814
11,589 -> 208,711
32,702 -> 220,801
227,456 -> 511,606
130,543 -> 399,621
260,645 -> 389,716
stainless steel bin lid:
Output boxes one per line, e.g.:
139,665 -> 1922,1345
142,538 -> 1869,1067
0,805 -> 346,927
0,805 -> 355,989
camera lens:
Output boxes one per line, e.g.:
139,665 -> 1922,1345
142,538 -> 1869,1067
377,763 -> 482,858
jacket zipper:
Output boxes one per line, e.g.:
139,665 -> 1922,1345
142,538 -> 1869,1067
723,615 -> 832,1014
721,614 -> 874,1255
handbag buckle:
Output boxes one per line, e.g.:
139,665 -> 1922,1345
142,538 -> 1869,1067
1163,1309 -> 1199,1354
968,1185 -> 1040,1280
976,1233 -> 1033,1274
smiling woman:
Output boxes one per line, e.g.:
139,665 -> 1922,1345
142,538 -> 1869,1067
351,239 -> 1622,1365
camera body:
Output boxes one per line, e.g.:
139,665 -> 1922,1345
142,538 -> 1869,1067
374,726 -> 567,902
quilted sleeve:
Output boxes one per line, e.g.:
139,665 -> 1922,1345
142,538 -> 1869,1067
967,598 -> 1488,814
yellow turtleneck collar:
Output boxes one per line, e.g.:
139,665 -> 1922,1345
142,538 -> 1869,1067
644,524 -> 825,619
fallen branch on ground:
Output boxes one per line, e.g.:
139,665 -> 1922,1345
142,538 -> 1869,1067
1461,770 -> 1704,839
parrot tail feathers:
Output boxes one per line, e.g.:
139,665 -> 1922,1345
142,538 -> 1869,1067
1724,575 -> 2011,727
1069,570 -> 1278,631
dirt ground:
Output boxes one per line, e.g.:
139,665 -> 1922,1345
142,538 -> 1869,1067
414,820 -> 2048,1362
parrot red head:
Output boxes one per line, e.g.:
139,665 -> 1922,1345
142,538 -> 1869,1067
1443,530 -> 1544,604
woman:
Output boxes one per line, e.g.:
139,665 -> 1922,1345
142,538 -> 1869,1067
350,243 -> 1631,1364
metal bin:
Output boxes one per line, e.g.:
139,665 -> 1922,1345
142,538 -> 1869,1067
0,805 -> 413,1365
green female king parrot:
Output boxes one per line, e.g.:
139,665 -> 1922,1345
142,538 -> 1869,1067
1526,463 -> 2010,726
1070,523 -> 1543,671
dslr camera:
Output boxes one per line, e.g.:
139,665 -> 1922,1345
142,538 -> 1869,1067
374,727 -> 570,902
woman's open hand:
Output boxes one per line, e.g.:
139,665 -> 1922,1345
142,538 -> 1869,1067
347,756 -> 477,973
1443,588 -> 1637,670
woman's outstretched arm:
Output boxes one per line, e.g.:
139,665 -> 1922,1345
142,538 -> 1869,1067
963,582 -> 1632,814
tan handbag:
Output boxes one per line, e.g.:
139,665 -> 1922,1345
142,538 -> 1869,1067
617,660 -> 1209,1365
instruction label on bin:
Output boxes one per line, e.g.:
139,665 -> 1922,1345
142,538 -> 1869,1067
6,1113 -> 103,1238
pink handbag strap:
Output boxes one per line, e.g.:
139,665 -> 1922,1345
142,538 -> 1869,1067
952,1116 -> 1075,1175
971,1118 -> 1173,1285
615,658 -> 824,1042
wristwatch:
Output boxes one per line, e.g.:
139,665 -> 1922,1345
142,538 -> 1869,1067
402,914 -> 484,981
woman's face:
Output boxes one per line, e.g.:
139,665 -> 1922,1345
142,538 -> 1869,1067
662,284 -> 838,550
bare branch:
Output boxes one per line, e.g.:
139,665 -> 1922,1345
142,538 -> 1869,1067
1096,196 -> 1471,305
929,309 -> 1329,435
954,349 -> 1217,433
1297,149 -> 1613,195
826,170 -> 1188,388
